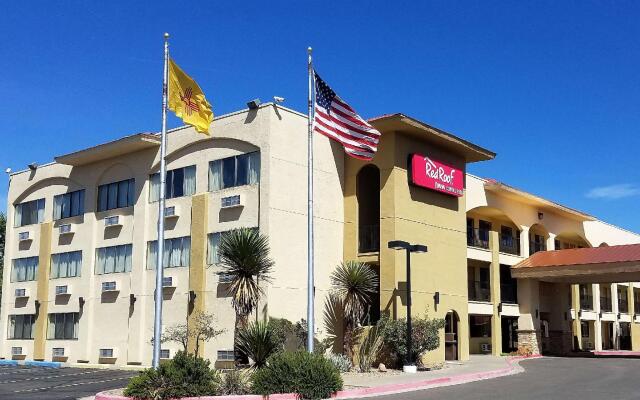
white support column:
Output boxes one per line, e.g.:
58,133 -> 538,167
612,283 -> 620,350
593,284 -> 602,351
547,233 -> 557,251
520,226 -> 530,257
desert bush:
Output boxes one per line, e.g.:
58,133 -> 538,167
268,317 -> 294,350
325,352 -> 352,372
252,351 -> 343,399
381,314 -> 445,368
218,369 -> 252,395
236,321 -> 280,368
123,351 -> 220,399
358,320 -> 385,372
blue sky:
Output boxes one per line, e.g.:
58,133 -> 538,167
1,1 -> 639,231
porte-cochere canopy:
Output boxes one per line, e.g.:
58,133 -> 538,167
512,243 -> 640,283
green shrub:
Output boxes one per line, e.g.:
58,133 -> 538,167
381,314 -> 445,367
218,369 -> 252,395
252,351 -> 343,399
268,317 -> 294,350
123,351 -> 220,399
325,352 -> 352,372
237,321 -> 281,368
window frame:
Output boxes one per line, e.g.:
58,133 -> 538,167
47,312 -> 79,340
14,198 -> 45,227
149,165 -> 196,202
7,314 -> 36,340
95,244 -> 133,275
208,152 -> 260,192
11,256 -> 39,283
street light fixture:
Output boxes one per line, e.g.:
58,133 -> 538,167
388,240 -> 428,373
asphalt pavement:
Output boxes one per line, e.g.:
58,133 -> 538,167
373,357 -> 640,400
0,364 -> 136,400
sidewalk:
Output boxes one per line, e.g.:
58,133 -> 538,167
342,355 -> 511,389
334,355 -> 539,399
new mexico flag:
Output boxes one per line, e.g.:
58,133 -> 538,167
168,59 -> 213,135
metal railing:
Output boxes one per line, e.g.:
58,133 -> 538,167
499,234 -> 520,255
500,283 -> 518,304
529,241 -> 547,255
358,224 -> 380,253
580,294 -> 593,310
468,280 -> 491,302
467,228 -> 490,249
600,297 -> 612,312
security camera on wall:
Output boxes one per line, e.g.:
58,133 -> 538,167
5,168 -> 11,174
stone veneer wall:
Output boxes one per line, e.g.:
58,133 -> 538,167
518,330 -> 541,355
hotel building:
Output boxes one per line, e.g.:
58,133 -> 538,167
2,103 -> 639,366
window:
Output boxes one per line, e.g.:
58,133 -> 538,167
14,199 -> 45,227
47,313 -> 79,340
209,152 -> 260,191
97,179 -> 135,212
160,349 -> 170,359
53,190 -> 85,220
51,251 -> 82,279
469,315 -> 492,338
149,165 -> 196,202
11,257 -> 38,282
207,228 -> 258,265
147,237 -> 191,269
8,315 -> 35,339
581,321 -> 590,339
217,350 -> 234,361
95,244 -> 132,274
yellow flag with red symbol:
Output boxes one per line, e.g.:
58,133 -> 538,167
168,58 -> 213,135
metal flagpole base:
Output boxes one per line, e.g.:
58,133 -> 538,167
403,365 -> 417,373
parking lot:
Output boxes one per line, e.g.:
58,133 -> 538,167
0,364 -> 137,400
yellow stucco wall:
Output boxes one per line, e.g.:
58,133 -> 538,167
33,222 -> 52,360
187,194 -> 208,354
344,131 -> 470,362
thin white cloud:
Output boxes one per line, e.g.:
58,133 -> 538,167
586,183 -> 640,200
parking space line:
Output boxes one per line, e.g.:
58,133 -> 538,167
0,369 -> 103,384
13,375 -> 133,393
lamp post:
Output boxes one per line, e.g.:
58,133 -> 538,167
388,240 -> 428,373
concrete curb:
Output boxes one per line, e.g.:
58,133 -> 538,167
95,355 -> 542,400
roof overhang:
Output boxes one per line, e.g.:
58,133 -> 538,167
368,114 -> 495,163
55,133 -> 160,166
484,180 -> 595,222
512,244 -> 640,283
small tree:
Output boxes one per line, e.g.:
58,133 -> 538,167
330,261 -> 378,362
381,313 -> 445,367
154,311 -> 224,358
217,228 -> 274,364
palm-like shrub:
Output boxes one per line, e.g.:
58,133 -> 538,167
236,321 -> 280,368
218,228 -> 274,363
330,261 -> 378,362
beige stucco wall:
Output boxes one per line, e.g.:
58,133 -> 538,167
0,104 -> 344,366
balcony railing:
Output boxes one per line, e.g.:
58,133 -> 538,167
499,234 -> 520,255
500,283 -> 518,304
467,228 -> 490,249
600,297 -> 612,312
618,297 -> 629,314
580,295 -> 593,311
358,224 -> 380,253
468,280 -> 491,302
529,241 -> 547,255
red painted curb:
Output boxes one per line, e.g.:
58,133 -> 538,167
95,355 -> 542,400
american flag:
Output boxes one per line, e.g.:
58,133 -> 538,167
313,71 -> 381,160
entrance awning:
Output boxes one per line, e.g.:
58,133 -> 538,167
511,243 -> 640,283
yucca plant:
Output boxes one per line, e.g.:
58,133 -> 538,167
236,321 -> 280,368
330,261 -> 378,363
218,228 -> 274,364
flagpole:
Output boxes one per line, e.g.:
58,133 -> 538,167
152,32 -> 170,369
306,46 -> 315,353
